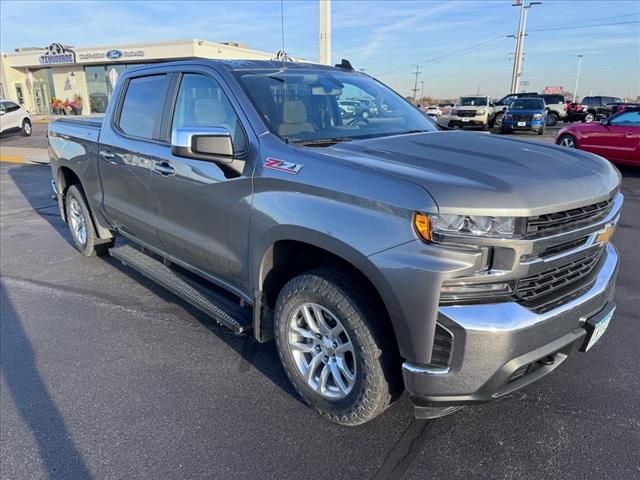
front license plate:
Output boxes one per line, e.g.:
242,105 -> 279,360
462,118 -> 470,122
582,307 -> 615,352
517,121 -> 526,127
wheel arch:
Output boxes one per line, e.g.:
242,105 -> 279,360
252,229 -> 402,355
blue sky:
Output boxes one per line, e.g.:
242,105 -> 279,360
1,0 -> 638,99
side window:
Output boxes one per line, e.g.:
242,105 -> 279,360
5,101 -> 20,113
172,73 -> 247,153
118,75 -> 166,139
610,111 -> 640,126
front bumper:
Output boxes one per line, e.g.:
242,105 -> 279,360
503,120 -> 545,131
403,243 -> 619,408
448,117 -> 487,128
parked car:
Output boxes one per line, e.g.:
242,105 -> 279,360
556,109 -> 640,166
609,102 -> 640,115
338,99 -> 373,119
0,100 -> 32,136
425,105 -> 442,117
576,96 -> 624,122
538,94 -> 567,126
448,95 -> 494,130
492,92 -> 539,127
493,92 -> 566,127
501,97 -> 547,135
48,59 -> 622,425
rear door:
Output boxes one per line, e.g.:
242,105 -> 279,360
149,69 -> 256,298
97,73 -> 171,247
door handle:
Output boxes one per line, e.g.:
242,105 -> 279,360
99,150 -> 115,160
153,162 -> 175,176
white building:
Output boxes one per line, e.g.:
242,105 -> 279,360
0,39 -> 279,115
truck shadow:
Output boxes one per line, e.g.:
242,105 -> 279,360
0,284 -> 94,480
6,164 -> 300,403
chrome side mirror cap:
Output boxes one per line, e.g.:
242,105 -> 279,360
171,127 -> 234,163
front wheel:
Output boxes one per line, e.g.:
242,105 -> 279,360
21,119 -> 32,136
493,112 -> 504,127
558,134 -> 577,148
584,112 -> 595,123
274,268 -> 400,426
546,113 -> 559,127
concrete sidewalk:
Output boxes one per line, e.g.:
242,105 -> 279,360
0,146 -> 49,165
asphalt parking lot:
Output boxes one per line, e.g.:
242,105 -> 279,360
1,132 -> 639,479
0,123 -> 49,149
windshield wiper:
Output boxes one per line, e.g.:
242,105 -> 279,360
291,137 -> 353,147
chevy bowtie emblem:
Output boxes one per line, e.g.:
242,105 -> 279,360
596,223 -> 615,245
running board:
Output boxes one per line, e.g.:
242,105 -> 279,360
109,244 -> 252,334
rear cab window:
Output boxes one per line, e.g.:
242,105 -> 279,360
117,75 -> 167,140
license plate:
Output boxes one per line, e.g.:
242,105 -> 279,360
582,307 -> 615,352
517,121 -> 526,127
462,118 -> 470,122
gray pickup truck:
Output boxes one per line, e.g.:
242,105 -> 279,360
49,59 -> 623,426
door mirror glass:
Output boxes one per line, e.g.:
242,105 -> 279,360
171,127 -> 234,163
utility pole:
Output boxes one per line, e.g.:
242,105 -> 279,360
319,0 -> 331,65
411,65 -> 422,103
420,80 -> 425,103
573,54 -> 583,103
509,1 -> 541,94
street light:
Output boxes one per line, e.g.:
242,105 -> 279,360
573,54 -> 584,103
510,1 -> 542,94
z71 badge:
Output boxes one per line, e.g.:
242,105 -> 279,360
263,158 -> 303,174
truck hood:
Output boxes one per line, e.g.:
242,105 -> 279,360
320,131 -> 620,216
506,109 -> 544,115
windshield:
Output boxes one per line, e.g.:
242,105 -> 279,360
510,98 -> 545,110
456,97 -> 488,106
233,68 -> 436,144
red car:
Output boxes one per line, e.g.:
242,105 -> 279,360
556,109 -> 640,166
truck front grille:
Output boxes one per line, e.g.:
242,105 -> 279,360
456,110 -> 477,117
526,198 -> 613,236
515,250 -> 603,304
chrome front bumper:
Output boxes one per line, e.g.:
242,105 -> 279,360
403,242 -> 619,406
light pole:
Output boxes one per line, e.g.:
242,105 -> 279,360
510,1 -> 542,94
319,0 -> 331,65
573,54 -> 583,103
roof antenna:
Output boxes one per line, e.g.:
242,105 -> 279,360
275,0 -> 289,68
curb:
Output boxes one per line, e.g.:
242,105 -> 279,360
0,155 -> 49,165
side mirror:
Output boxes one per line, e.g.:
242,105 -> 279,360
171,127 -> 234,163
599,118 -> 609,126
502,107 -> 507,112
490,102 -> 495,107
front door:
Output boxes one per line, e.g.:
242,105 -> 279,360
150,71 -> 255,297
601,111 -> 640,162
98,73 -> 170,248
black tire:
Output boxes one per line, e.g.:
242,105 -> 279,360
558,134 -> 577,148
64,185 -> 112,256
546,112 -> 559,127
584,112 -> 595,123
21,119 -> 32,136
494,112 -> 504,127
481,121 -> 489,131
274,268 -> 401,426
537,126 -> 545,136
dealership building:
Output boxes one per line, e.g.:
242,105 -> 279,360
0,39 -> 279,115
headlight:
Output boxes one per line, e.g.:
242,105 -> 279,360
477,108 -> 486,115
419,213 -> 518,240
533,113 -> 542,119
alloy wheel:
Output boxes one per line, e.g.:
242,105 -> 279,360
68,197 -> 87,245
287,303 -> 356,400
560,136 -> 576,148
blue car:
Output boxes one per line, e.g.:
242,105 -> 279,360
501,97 -> 547,135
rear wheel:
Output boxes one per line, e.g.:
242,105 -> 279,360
21,119 -> 32,136
558,134 -> 577,148
65,185 -> 112,256
274,268 -> 400,426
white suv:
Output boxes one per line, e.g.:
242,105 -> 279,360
0,100 -> 32,136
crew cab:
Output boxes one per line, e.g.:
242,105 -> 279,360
501,97 -> 547,135
557,109 -> 640,166
49,60 -> 623,425
493,92 -> 566,127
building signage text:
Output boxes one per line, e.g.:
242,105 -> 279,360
77,50 -> 145,62
39,42 -> 75,65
